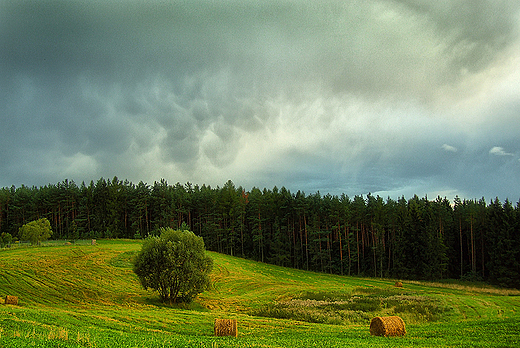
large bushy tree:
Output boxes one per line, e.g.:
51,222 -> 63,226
133,227 -> 213,303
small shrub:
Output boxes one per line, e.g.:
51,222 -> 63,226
0,232 -> 13,247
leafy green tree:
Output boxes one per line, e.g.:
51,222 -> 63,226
133,227 -> 213,303
0,232 -> 13,247
19,218 -> 53,245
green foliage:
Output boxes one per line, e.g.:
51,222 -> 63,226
0,232 -> 13,247
2,178 -> 520,287
18,218 -> 53,245
133,227 -> 213,303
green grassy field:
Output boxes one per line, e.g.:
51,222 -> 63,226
0,239 -> 519,347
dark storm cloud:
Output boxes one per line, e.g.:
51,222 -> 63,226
1,0 -> 519,200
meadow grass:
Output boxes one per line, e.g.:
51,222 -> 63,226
1,239 -> 519,347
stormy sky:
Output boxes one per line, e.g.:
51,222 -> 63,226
1,0 -> 520,200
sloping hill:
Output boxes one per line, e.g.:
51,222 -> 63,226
0,240 -> 145,307
1,240 -> 519,347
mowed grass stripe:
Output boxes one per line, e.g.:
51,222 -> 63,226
0,240 -> 145,306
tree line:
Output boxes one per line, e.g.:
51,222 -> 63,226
0,177 -> 519,288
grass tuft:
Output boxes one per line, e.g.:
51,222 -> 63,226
253,289 -> 454,325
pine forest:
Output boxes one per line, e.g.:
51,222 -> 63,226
1,177 -> 519,288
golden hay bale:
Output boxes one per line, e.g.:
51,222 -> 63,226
370,316 -> 406,337
4,295 -> 18,305
394,281 -> 403,288
214,319 -> 238,337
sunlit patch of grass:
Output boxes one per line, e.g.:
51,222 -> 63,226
406,279 -> 520,296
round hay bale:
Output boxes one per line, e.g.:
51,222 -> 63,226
4,295 -> 18,305
394,281 -> 403,288
214,319 -> 237,337
370,316 -> 406,337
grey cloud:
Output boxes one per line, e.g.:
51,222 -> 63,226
393,1 -> 519,69
3,1 -> 517,104
1,0 -> 520,201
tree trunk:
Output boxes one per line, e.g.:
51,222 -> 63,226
356,222 -> 360,275
346,225 -> 351,276
304,215 -> 309,271
470,215 -> 476,274
339,221 -> 343,275
459,217 -> 463,278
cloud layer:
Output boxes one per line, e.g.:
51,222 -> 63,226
1,0 -> 520,200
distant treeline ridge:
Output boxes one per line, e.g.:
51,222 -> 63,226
0,177 -> 519,288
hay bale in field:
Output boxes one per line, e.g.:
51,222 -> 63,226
370,316 -> 406,337
394,281 -> 403,287
4,295 -> 18,305
214,319 -> 237,337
